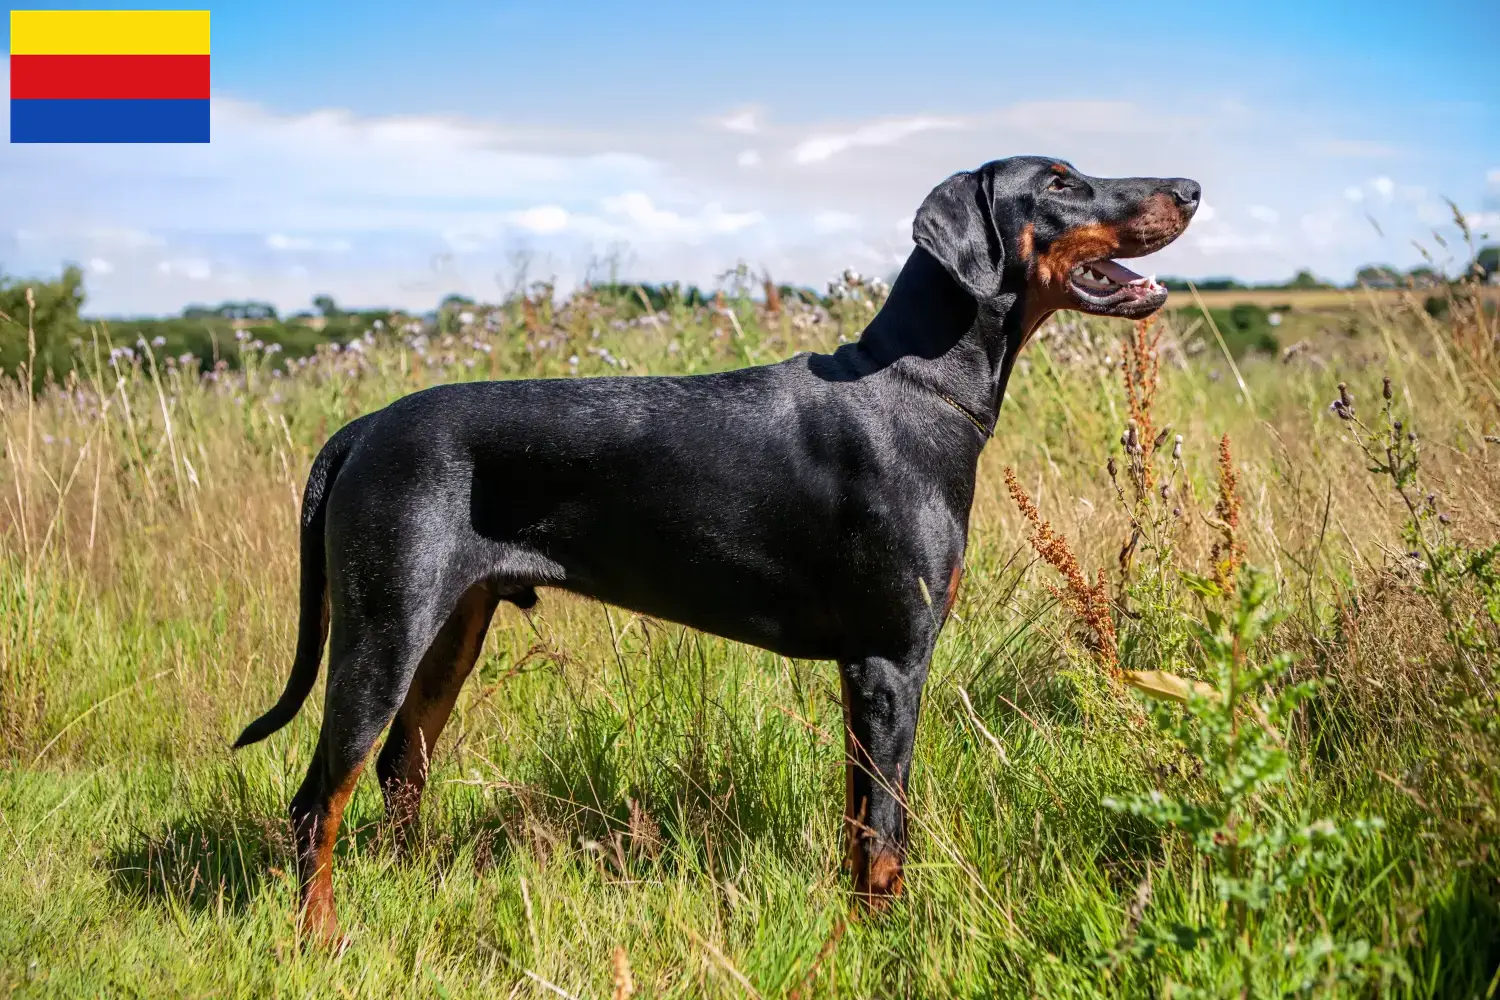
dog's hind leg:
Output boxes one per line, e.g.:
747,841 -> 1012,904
375,582 -> 502,849
839,651 -> 931,909
289,621 -> 439,944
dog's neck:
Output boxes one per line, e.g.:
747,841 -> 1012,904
850,247 -> 1027,435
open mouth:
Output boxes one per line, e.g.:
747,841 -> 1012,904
1066,258 -> 1168,318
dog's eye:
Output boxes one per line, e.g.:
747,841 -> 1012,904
1047,175 -> 1069,193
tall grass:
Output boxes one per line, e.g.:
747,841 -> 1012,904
1,272 -> 1498,997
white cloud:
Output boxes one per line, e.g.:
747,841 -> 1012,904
437,205 -> 579,251
792,116 -> 963,165
1248,205 -> 1279,224
717,107 -> 761,134
1,88 -> 1490,313
1466,211 -> 1500,230
1297,206 -> 1375,250
813,211 -> 860,234
157,258 -> 213,281
89,228 -> 165,249
1188,224 -> 1279,253
0,96 -> 777,310
441,229 -> 489,253
3,96 -> 663,238
266,233 -> 352,252
598,192 -> 763,240
87,257 -> 114,275
511,205 -> 570,234
1298,212 -> 1340,245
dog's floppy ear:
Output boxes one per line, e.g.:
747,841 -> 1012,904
912,168 -> 1005,300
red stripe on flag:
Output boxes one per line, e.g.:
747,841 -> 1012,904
10,55 -> 210,100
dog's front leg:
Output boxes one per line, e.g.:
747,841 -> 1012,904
838,653 -> 929,907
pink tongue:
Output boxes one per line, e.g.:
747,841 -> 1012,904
1093,259 -> 1144,283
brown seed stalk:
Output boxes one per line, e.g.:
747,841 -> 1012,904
1122,317 -> 1164,488
1006,468 -> 1119,672
1209,434 -> 1246,592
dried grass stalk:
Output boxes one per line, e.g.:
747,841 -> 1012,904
1209,433 -> 1246,592
1006,468 -> 1119,672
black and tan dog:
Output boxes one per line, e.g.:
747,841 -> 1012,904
234,155 -> 1199,942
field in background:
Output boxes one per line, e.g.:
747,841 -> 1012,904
1188,284 -> 1500,310
2,274 -> 1499,998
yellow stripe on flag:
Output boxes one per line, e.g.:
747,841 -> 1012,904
10,10 -> 211,55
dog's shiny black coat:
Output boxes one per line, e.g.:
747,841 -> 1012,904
235,155 -> 1198,931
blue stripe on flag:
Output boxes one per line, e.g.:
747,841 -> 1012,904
10,99 -> 209,143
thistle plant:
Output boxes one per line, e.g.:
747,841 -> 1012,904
1330,377 -> 1500,669
1332,375 -> 1500,841
1105,569 -> 1390,997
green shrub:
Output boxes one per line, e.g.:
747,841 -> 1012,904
1104,571 -> 1394,996
1173,303 -> 1280,358
0,265 -> 88,390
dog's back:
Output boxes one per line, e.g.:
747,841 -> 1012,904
321,356 -> 969,660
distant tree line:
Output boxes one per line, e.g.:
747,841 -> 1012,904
1160,269 -> 1332,293
1159,248 -> 1499,294
0,265 -> 401,389
2,245 -> 1495,387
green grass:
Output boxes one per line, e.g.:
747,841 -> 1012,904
2,277 -> 1498,997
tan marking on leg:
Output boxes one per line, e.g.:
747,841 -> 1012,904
841,670 -> 893,913
299,762 -> 364,945
942,562 -> 964,620
865,847 -> 905,906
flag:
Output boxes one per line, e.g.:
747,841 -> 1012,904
10,10 -> 210,142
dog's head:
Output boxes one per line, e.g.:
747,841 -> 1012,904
913,156 -> 1200,320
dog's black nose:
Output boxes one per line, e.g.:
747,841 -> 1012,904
1169,179 -> 1201,210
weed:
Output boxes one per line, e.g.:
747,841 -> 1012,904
1006,467 -> 1119,673
1107,570 -> 1394,997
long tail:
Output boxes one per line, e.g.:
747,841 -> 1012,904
232,417 -> 367,749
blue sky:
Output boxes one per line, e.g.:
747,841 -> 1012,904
3,0 -> 1497,315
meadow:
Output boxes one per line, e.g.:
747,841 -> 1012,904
2,268 -> 1498,998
